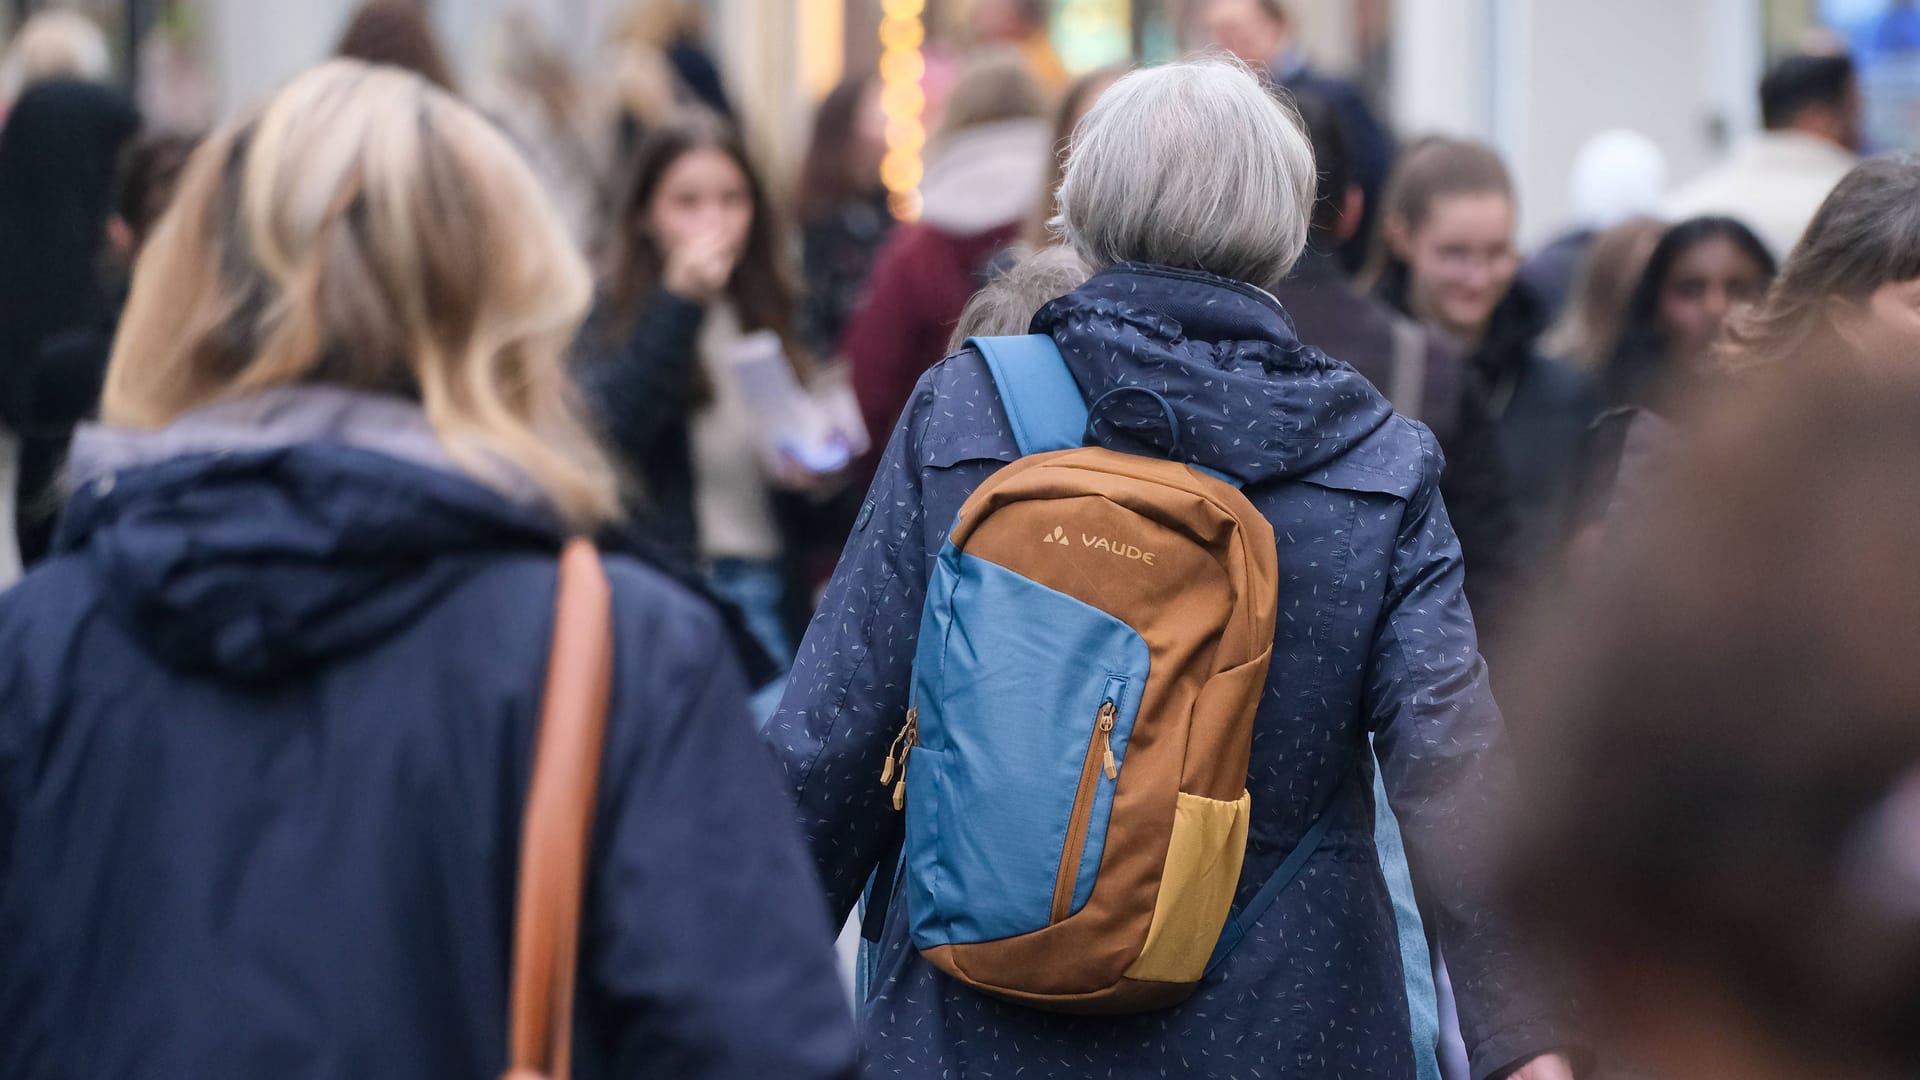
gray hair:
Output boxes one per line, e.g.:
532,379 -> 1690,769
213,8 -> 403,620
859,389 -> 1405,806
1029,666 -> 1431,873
1052,57 -> 1316,289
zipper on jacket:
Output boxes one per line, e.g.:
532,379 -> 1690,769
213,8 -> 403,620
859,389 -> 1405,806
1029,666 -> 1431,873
880,705 -> 918,811
1051,680 -> 1124,923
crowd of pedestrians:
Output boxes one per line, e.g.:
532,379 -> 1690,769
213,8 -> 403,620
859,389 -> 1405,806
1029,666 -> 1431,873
2,2 -> 1919,1078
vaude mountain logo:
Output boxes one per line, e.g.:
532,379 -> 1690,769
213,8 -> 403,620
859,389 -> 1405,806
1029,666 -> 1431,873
1039,525 -> 1157,565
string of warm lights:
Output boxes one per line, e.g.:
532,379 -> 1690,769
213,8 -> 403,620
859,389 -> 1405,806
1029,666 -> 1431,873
878,0 -> 927,222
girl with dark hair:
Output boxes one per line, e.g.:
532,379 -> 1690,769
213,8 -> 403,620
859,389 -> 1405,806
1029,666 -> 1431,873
334,0 -> 457,92
1602,216 -> 1776,411
582,109 -> 823,678
797,75 -> 892,359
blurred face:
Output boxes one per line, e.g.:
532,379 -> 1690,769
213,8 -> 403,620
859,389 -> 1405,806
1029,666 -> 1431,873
971,0 -> 1036,41
853,78 -> 888,184
1205,0 -> 1290,68
644,146 -> 753,257
1833,277 -> 1920,360
1396,191 -> 1518,343
1657,236 -> 1771,369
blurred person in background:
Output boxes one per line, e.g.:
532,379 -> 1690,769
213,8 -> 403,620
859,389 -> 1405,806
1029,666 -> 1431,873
0,60 -> 856,1080
841,46 -> 1046,480
1281,93 -> 1517,637
1371,136 -> 1600,625
475,7 -> 611,248
798,74 -> 892,360
1600,217 -> 1776,412
969,0 -> 1066,92
1503,362 -> 1920,1080
945,244 -> 1089,345
1577,157 -> 1920,561
1521,130 -> 1668,323
582,109 -> 827,684
1667,52 -> 1862,261
0,8 -> 109,120
620,0 -> 730,119
1205,0 -> 1395,272
0,78 -> 139,572
1540,216 -> 1667,374
773,58 -> 1579,1080
335,0 -> 457,92
1024,63 -> 1127,250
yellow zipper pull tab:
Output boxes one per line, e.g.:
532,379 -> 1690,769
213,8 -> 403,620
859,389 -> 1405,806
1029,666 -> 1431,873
889,707 -> 919,811
1098,702 -> 1118,780
879,706 -> 918,786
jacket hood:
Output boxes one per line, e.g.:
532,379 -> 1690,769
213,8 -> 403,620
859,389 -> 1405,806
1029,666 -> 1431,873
1032,263 -> 1396,484
917,119 -> 1050,236
55,387 -> 563,683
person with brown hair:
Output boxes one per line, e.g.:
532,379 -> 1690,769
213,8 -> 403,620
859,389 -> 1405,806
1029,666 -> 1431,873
582,108 -> 827,676
0,60 -> 855,1080
840,46 -> 1048,480
1370,136 -> 1599,623
1502,361 -> 1920,1080
334,0 -> 457,92
1540,215 -> 1667,373
798,74 -> 893,360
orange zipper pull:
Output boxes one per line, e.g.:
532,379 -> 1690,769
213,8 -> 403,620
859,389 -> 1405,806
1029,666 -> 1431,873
887,708 -> 919,811
879,706 -> 918,786
1098,702 -> 1118,780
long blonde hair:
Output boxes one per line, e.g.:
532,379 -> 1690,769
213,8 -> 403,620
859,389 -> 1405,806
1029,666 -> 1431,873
103,60 -> 621,529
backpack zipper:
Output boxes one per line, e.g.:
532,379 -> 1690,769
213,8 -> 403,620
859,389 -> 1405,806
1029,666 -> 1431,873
1051,694 -> 1120,923
880,705 -> 919,811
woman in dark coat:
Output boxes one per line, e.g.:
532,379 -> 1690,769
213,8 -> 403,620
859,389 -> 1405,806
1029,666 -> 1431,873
0,61 -> 855,1080
0,77 -> 139,566
770,59 -> 1578,1080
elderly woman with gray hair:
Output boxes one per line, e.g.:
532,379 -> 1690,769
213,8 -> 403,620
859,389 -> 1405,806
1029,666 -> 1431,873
769,59 -> 1577,1080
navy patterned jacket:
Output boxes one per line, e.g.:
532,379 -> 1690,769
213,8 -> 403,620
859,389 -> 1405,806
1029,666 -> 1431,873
769,263 -> 1574,1079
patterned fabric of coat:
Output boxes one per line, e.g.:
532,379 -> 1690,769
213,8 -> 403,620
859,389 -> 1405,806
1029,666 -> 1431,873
768,263 -> 1576,1080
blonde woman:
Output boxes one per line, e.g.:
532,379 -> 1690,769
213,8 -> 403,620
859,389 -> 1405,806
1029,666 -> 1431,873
0,61 -> 856,1080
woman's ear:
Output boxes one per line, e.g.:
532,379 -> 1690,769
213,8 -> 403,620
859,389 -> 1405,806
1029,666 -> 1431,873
1383,215 -> 1414,260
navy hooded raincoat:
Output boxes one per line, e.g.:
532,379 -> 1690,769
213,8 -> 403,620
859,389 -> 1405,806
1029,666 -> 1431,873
0,387 -> 858,1080
769,264 -> 1573,1079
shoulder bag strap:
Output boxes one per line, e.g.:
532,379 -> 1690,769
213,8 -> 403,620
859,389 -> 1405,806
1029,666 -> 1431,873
503,539 -> 615,1080
1386,315 -> 1429,420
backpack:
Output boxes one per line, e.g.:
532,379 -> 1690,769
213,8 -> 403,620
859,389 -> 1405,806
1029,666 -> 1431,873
877,335 -> 1339,1014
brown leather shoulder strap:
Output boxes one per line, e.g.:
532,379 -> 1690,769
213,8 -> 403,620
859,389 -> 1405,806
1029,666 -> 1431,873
503,539 -> 614,1080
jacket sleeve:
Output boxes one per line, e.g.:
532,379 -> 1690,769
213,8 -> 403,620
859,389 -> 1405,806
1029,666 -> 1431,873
585,567 -> 858,1080
576,288 -> 706,466
1365,427 -> 1581,1080
765,378 -> 934,921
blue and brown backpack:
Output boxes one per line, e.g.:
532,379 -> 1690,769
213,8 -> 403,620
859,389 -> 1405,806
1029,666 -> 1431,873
877,335 -> 1340,1013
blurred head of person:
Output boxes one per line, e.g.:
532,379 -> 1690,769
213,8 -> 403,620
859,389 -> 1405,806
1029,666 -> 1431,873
1052,58 -> 1315,291
1371,137 -> 1518,346
1720,154 -> 1920,372
970,0 -> 1049,43
1290,89 -> 1362,260
101,60 -> 617,529
1761,52 -> 1863,153
1542,215 -> 1666,371
797,75 -> 886,223
481,8 -> 583,121
619,0 -> 704,49
916,47 -> 1047,236
1503,362 -> 1920,1080
606,109 -> 802,372
108,131 -> 201,259
932,46 -> 1046,143
1566,129 -> 1667,231
335,0 -> 457,93
948,245 -> 1090,348
1025,63 -> 1127,248
1203,0 -> 1293,71
0,9 -> 110,104
1603,217 -> 1775,409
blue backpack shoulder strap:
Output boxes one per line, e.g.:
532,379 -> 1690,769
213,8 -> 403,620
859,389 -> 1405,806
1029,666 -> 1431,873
967,334 -> 1088,456
1204,773 -> 1349,976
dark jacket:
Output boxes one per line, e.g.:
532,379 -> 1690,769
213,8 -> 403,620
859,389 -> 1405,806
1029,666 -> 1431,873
0,387 -> 857,1080
1376,269 -> 1601,622
841,219 -> 1021,482
0,79 -> 140,565
770,263 -> 1575,1079
802,189 -> 895,360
